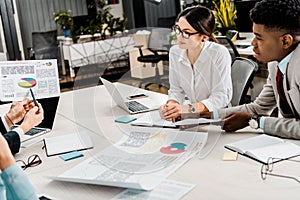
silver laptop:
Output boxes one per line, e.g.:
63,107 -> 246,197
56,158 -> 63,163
12,96 -> 60,143
100,77 -> 160,114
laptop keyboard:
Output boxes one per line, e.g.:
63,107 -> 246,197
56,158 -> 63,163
25,128 -> 45,136
125,101 -> 149,113
11,125 -> 46,136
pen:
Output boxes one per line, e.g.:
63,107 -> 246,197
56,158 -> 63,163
29,88 -> 38,107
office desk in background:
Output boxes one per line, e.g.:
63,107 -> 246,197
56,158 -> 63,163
4,83 -> 300,200
234,32 -> 255,56
57,35 -> 135,78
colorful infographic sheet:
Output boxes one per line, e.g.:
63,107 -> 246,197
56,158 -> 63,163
0,59 -> 60,101
51,128 -> 208,190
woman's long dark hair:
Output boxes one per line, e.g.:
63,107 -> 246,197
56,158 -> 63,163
176,5 -> 217,42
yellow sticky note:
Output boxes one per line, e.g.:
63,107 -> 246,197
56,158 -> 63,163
223,152 -> 238,161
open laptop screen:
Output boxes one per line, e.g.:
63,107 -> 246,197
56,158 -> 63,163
36,96 -> 59,129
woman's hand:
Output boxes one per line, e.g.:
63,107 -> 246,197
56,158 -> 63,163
159,101 -> 181,121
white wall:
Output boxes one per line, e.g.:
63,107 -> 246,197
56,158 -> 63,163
108,1 -> 124,18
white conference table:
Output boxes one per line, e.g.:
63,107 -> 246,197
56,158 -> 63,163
5,83 -> 300,200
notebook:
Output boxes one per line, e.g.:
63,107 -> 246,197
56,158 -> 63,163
12,96 -> 60,145
100,77 -> 160,114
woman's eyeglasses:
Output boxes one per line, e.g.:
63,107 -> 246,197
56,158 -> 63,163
16,154 -> 42,170
173,25 -> 199,39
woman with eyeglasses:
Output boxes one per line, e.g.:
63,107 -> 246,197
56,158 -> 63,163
0,134 -> 39,200
159,5 -> 232,121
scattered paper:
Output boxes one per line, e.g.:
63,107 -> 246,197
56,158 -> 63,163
111,179 -> 195,200
50,128 -> 207,190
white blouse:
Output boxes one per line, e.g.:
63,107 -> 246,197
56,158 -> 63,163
168,41 -> 232,111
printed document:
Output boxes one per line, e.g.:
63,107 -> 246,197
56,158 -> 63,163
111,179 -> 195,200
51,127 -> 207,190
0,60 -> 60,101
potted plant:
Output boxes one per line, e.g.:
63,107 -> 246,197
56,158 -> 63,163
88,0 -> 128,39
213,0 -> 237,35
53,10 -> 74,38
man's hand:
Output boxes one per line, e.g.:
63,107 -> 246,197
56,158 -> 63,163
19,103 -> 44,133
223,112 -> 253,132
6,99 -> 35,125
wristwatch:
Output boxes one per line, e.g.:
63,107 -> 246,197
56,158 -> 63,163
249,114 -> 259,129
188,104 -> 196,113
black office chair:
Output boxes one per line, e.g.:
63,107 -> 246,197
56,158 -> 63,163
230,57 -> 258,106
31,30 -> 60,61
134,28 -> 171,90
216,35 -> 240,62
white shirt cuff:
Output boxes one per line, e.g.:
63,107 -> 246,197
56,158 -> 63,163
259,116 -> 265,129
212,110 -> 219,120
11,127 -> 24,141
201,100 -> 215,112
1,116 -> 10,131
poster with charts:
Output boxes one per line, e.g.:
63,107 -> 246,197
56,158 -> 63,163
51,127 -> 208,190
0,59 -> 60,101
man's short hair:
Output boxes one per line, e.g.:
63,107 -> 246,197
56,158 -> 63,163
250,0 -> 300,34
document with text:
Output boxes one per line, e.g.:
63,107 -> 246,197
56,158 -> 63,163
111,179 -> 195,200
0,60 -> 60,101
50,127 -> 207,190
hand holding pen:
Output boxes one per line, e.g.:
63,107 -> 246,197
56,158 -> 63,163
5,99 -> 36,126
29,88 -> 38,107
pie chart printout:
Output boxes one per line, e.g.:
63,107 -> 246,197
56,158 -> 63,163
160,142 -> 187,154
18,78 -> 37,88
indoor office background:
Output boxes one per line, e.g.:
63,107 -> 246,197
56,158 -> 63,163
0,0 -> 265,100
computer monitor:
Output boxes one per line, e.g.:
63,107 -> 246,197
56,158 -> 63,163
234,0 -> 258,32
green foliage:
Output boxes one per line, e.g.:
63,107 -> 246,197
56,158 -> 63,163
54,1 -> 128,41
88,0 -> 128,39
53,10 -> 73,30
213,0 -> 236,28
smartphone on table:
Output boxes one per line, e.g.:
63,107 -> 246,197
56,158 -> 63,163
127,94 -> 148,100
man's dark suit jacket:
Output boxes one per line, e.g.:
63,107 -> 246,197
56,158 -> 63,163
0,119 -> 20,154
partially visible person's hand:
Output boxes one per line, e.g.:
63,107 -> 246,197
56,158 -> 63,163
223,112 -> 252,132
0,135 -> 15,170
19,103 -> 44,133
6,99 -> 35,125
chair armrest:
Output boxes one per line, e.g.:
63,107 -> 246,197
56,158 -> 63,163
134,45 -> 144,56
148,48 -> 169,56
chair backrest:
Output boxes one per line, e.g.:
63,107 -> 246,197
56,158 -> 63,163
231,57 -> 258,106
216,35 -> 240,62
32,30 -> 59,60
